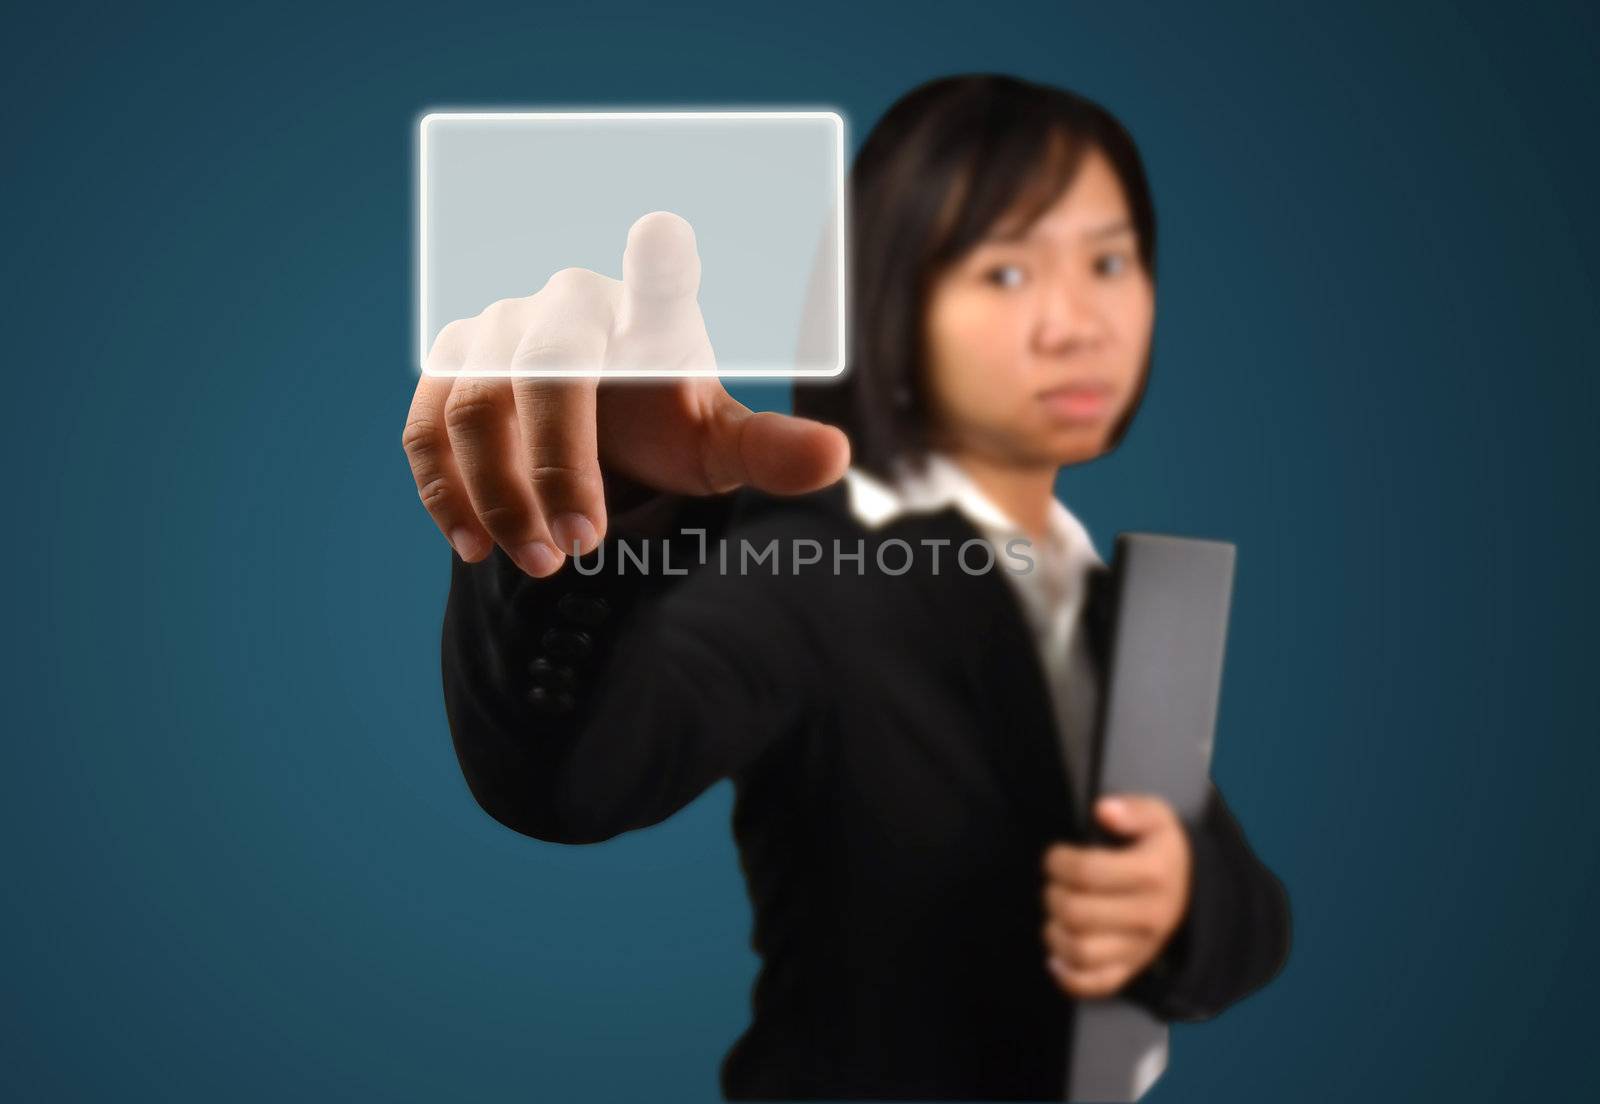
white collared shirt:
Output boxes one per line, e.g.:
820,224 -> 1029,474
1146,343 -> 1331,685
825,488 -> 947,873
844,452 -> 1106,813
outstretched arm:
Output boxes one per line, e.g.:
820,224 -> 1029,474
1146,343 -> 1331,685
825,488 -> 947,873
441,491 -> 828,845
401,210 -> 848,844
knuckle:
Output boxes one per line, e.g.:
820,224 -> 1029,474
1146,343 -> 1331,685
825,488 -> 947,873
513,336 -> 573,367
400,416 -> 440,457
478,297 -> 521,324
467,304 -> 525,354
542,266 -> 590,294
417,475 -> 454,511
527,461 -> 592,494
444,390 -> 503,434
528,459 -> 583,478
514,326 -> 605,370
475,502 -> 528,538
427,317 -> 473,360
526,437 -> 593,472
525,436 -> 597,476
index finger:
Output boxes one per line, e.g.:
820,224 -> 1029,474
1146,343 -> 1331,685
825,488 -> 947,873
619,210 -> 702,330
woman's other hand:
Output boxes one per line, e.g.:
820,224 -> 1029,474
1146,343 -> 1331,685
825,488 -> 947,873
402,210 -> 850,577
1039,794 -> 1193,999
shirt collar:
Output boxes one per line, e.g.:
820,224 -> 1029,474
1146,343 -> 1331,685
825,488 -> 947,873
844,451 -> 1104,569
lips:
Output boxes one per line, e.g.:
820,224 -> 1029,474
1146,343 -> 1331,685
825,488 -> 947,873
1037,381 -> 1114,422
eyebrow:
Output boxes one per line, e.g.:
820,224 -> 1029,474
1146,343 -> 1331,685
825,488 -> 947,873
982,218 -> 1134,245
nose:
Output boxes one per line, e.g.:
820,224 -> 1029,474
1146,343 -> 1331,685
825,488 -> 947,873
1032,272 -> 1106,354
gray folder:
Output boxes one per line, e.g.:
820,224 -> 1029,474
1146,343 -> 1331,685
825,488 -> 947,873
1066,533 -> 1236,1103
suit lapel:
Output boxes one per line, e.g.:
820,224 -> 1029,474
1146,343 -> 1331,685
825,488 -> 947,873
891,507 -> 1085,845
1081,560 -> 1116,672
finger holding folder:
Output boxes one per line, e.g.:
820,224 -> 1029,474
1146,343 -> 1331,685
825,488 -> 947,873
1044,534 -> 1288,1102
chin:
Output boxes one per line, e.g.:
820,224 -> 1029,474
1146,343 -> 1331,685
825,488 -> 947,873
1036,425 -> 1113,467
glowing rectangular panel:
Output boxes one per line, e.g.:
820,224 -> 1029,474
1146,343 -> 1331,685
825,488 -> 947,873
416,110 -> 847,378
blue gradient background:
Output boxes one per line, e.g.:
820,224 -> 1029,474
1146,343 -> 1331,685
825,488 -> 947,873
4,1 -> 1596,1100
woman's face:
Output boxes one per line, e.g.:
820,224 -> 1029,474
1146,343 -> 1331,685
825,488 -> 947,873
922,146 -> 1155,469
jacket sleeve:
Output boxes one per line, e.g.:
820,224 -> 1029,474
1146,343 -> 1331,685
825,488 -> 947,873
440,490 -> 827,845
1120,781 -> 1292,1021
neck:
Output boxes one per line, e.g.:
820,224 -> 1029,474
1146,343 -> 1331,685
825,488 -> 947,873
946,451 -> 1059,540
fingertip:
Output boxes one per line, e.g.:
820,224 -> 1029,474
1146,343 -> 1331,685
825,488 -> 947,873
450,526 -> 490,562
629,209 -> 694,244
741,413 -> 853,495
514,541 -> 566,578
820,422 -> 852,480
549,513 -> 600,557
622,211 -> 701,303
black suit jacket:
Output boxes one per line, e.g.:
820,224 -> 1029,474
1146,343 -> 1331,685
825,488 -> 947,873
440,479 -> 1291,1101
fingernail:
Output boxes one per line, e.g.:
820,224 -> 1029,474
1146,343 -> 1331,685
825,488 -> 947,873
1099,797 -> 1126,820
1047,955 -> 1069,978
450,527 -> 486,561
549,513 -> 598,556
515,541 -> 564,577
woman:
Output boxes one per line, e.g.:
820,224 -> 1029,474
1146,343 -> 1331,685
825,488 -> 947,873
402,74 -> 1290,1100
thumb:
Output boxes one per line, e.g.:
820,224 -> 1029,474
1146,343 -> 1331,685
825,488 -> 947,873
620,210 -> 702,327
700,389 -> 851,496
1094,794 -> 1173,839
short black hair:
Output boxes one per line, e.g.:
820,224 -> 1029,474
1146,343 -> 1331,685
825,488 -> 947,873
793,74 -> 1158,480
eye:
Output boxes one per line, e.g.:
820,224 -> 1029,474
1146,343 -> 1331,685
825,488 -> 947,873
1094,252 -> 1132,278
984,263 -> 1027,289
